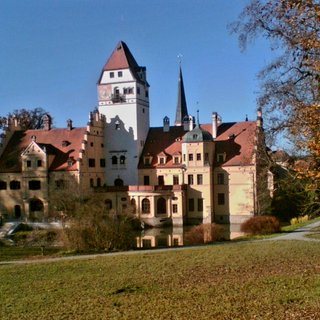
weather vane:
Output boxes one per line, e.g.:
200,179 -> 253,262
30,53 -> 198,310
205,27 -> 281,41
177,53 -> 183,65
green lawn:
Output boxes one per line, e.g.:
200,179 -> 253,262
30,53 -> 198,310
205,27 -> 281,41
1,241 -> 320,319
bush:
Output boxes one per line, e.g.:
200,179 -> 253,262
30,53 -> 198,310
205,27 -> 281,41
290,215 -> 310,225
241,216 -> 281,235
63,209 -> 139,252
184,223 -> 225,245
12,230 -> 62,247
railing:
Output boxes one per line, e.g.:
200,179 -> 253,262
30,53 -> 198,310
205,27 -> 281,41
111,94 -> 126,103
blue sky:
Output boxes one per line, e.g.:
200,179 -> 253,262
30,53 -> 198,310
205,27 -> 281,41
0,0 -> 276,129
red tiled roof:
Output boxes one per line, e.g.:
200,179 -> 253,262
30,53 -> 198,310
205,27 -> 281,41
202,121 -> 257,166
139,126 -> 185,169
0,128 -> 86,173
139,121 -> 257,168
103,41 -> 139,71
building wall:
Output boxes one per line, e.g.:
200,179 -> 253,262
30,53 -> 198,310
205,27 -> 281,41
214,165 -> 256,224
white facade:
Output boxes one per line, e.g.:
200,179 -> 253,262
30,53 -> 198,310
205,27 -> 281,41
98,65 -> 150,186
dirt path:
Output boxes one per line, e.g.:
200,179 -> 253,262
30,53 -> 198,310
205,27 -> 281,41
265,220 -> 320,242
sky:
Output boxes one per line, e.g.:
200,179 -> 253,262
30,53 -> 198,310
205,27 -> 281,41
0,0 -> 277,129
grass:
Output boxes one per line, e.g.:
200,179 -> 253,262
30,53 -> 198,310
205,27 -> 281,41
281,216 -> 320,233
0,245 -> 62,261
305,226 -> 320,240
1,241 -> 320,319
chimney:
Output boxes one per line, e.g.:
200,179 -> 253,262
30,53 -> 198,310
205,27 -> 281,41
183,115 -> 194,131
67,119 -> 73,130
212,112 -> 218,139
163,116 -> 170,132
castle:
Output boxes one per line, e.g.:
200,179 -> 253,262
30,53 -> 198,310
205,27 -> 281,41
0,41 -> 271,226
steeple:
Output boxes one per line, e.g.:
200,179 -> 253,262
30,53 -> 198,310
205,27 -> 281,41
175,66 -> 188,126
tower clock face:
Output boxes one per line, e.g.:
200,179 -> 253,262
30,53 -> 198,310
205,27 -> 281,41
98,85 -> 110,99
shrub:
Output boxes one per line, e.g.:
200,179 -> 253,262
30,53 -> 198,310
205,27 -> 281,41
184,223 -> 225,245
290,215 -> 310,225
63,209 -> 139,252
241,216 -> 281,235
12,230 -> 62,247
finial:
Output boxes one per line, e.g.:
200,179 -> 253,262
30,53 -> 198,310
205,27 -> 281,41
177,53 -> 183,65
196,109 -> 200,126
245,114 -> 248,121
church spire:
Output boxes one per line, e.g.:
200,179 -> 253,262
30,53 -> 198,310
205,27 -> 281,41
175,66 -> 188,126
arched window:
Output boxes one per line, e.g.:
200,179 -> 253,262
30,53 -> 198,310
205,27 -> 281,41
10,180 -> 21,190
114,178 -> 124,186
112,156 -> 118,165
141,198 -> 150,214
120,155 -> 126,164
105,199 -> 112,210
157,197 -> 167,214
130,198 -> 136,214
29,198 -> 44,212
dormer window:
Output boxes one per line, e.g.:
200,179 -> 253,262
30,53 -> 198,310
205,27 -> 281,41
217,153 -> 226,162
110,72 -> 114,78
115,120 -> 120,130
118,71 -> 123,77
37,160 -> 42,167
174,157 -> 180,164
159,157 -> 165,164
144,156 -> 152,165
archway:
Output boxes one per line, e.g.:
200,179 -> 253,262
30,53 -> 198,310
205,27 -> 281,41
29,198 -> 44,221
157,197 -> 167,214
114,178 -> 124,186
14,205 -> 21,219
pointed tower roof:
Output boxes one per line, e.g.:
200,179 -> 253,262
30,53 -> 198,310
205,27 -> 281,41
100,41 -> 148,86
103,41 -> 139,71
175,66 -> 188,126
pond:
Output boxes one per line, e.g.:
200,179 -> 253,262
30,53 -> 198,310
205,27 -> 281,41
136,224 -> 245,249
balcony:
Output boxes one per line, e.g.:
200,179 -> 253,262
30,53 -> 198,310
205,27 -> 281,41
111,94 -> 126,103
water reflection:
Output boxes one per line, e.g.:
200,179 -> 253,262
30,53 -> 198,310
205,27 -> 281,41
136,224 -> 244,249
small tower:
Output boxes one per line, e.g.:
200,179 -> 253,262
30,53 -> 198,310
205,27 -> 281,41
97,41 -> 150,186
175,66 -> 188,126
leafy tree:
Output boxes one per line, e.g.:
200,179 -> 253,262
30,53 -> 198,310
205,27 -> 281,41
231,0 -> 319,213
0,107 -> 52,130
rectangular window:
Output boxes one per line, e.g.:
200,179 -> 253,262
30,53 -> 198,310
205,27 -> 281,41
144,176 -> 150,185
217,173 -> 224,185
29,180 -> 41,190
197,174 -> 203,185
188,198 -> 194,212
158,175 -> 164,185
218,193 -> 225,205
217,153 -> 225,162
183,154 -> 186,162
88,158 -> 95,167
137,87 -> 140,95
173,175 -> 179,185
196,153 -> 201,161
118,71 -> 123,77
27,160 -> 31,168
100,159 -> 106,167
198,198 -> 203,212
159,157 -> 165,164
174,157 -> 180,164
0,181 -> 7,190
110,72 -> 114,78
37,160 -> 42,167
142,239 -> 152,248
188,153 -> 193,161
188,174 -> 194,185
173,204 -> 178,214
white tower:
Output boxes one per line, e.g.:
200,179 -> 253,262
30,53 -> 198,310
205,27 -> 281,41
98,41 -> 150,186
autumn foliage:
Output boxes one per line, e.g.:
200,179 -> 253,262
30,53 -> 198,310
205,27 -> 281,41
241,215 -> 281,235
